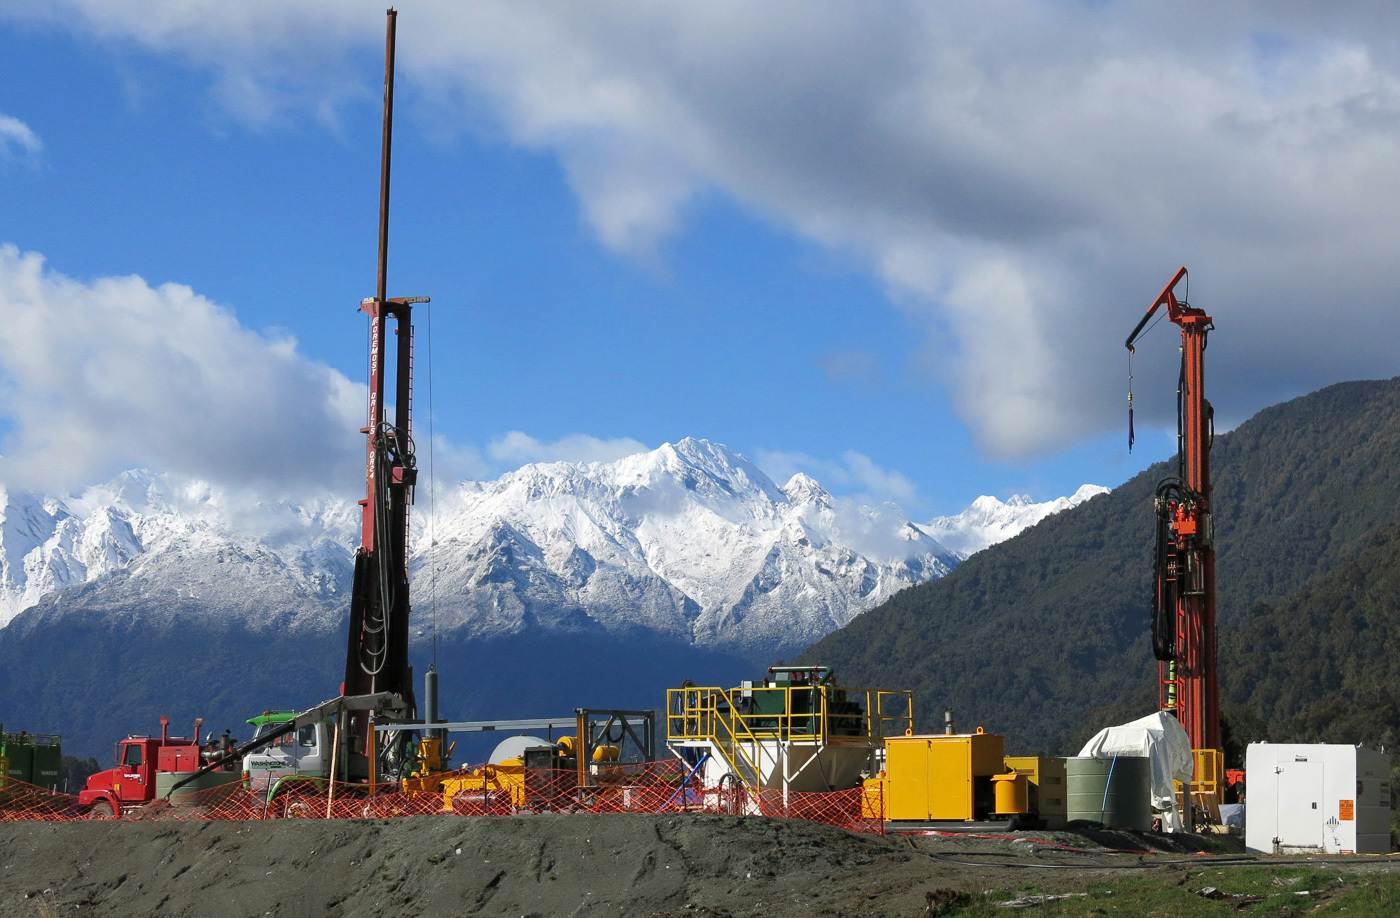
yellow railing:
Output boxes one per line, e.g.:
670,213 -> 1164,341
666,686 -> 766,784
667,686 -> 913,745
1172,748 -> 1225,828
1191,748 -> 1224,798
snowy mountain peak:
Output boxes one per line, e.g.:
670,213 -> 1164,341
1070,483 -> 1109,503
782,473 -> 832,508
0,444 -> 1105,656
923,485 -> 1109,558
625,439 -> 788,503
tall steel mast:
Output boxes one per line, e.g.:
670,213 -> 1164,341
1126,267 -> 1219,753
342,8 -> 428,771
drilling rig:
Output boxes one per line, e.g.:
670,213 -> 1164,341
1125,268 -> 1223,815
341,7 -> 427,782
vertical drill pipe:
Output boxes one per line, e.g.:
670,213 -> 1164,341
1180,318 -> 1219,751
345,8 -> 400,761
377,8 -> 396,305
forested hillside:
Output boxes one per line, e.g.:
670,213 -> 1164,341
1221,522 -> 1400,750
802,378 -> 1400,758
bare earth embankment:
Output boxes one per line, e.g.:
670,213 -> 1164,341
2,815 -> 1396,918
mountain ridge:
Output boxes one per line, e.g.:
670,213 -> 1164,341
0,438 -> 1100,760
0,439 -> 1098,652
801,377 -> 1400,758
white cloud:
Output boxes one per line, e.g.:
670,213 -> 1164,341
0,245 -> 365,494
0,113 -> 41,161
0,246 -> 645,497
486,431 -> 650,468
12,2 -> 1400,456
756,447 -> 916,507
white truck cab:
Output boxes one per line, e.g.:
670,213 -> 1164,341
242,714 -> 330,799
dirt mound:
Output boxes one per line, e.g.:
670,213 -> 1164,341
0,814 -> 923,917
0,814 -> 1279,918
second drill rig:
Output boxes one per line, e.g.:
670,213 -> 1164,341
1126,267 -> 1223,814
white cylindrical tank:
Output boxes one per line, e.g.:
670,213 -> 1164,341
1244,743 -> 1391,854
488,735 -> 553,765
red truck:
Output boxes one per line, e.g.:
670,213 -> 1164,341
78,716 -> 233,818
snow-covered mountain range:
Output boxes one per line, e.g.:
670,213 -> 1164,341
924,484 -> 1111,557
0,438 -> 1103,655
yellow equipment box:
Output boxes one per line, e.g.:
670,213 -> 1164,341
885,729 -> 1005,822
1005,755 -> 1067,828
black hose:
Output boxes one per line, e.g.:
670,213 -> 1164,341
1151,479 -> 1182,661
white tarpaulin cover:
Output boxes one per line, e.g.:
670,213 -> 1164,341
1078,711 -> 1194,833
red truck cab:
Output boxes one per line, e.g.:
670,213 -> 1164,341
78,716 -> 202,818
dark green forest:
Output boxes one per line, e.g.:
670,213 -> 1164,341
801,378 -> 1400,762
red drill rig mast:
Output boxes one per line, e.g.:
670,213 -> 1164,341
342,8 -> 426,774
1125,267 -> 1220,754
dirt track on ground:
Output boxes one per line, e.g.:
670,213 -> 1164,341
0,814 -> 1387,918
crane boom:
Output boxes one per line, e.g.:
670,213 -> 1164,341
1126,267 -> 1220,754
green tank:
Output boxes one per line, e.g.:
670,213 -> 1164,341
0,739 -> 33,786
154,770 -> 243,805
0,731 -> 63,791
1066,755 -> 1153,831
30,739 -> 61,792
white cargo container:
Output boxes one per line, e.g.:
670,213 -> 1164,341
1245,743 -> 1391,854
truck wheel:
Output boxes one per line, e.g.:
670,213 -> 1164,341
86,800 -> 117,820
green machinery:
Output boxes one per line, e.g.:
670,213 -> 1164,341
0,726 -> 62,792
744,667 -> 868,737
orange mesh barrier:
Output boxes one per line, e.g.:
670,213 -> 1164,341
0,764 -> 883,834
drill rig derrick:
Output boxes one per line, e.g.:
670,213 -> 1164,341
1125,267 -> 1220,756
341,8 -> 428,781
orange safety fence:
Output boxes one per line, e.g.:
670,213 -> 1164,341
0,761 -> 882,834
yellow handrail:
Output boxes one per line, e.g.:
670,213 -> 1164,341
667,686 -> 913,744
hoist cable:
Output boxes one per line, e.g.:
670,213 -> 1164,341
426,305 -> 439,672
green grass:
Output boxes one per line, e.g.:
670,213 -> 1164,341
944,864 -> 1400,917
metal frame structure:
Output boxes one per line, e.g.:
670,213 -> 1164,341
667,681 -> 912,802
1126,267 -> 1220,754
378,709 -> 658,787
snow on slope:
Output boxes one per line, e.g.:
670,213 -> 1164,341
0,471 -> 357,629
421,438 -> 958,653
921,484 -> 1110,558
0,440 -> 1102,655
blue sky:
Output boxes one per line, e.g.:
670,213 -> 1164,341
3,3 -> 1400,518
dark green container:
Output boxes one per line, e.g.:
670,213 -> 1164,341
30,737 -> 62,792
1066,755 -> 1153,830
1,741 -> 32,785
0,732 -> 63,790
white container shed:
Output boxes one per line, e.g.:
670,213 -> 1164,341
1245,743 -> 1391,854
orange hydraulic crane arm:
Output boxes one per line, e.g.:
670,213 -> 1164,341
1125,266 -> 1189,353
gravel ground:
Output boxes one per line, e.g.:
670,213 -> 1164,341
1,814 -> 1391,918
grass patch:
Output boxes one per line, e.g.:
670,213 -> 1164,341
942,865 -> 1400,917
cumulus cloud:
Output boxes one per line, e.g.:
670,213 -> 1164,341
0,245 -> 644,497
0,113 -> 41,161
486,431 -> 650,468
0,245 -> 365,494
12,2 -> 1400,456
